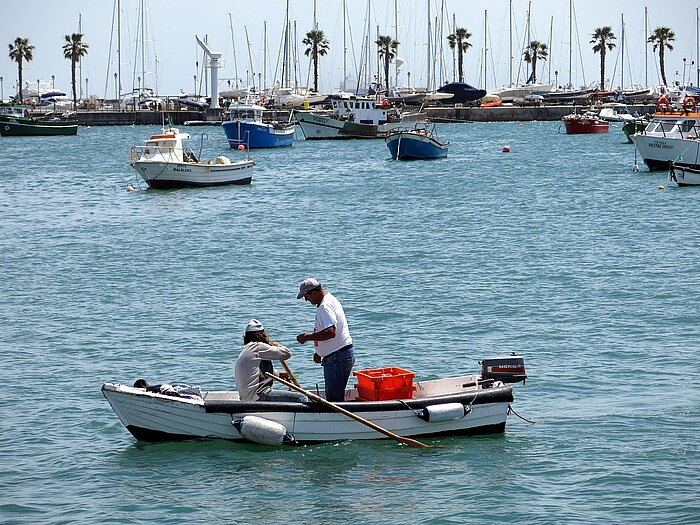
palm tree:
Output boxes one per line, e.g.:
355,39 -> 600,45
62,33 -> 89,110
302,29 -> 330,93
447,27 -> 472,83
591,27 -> 616,90
648,26 -> 675,87
523,40 -> 548,84
8,37 -> 35,103
375,35 -> 399,91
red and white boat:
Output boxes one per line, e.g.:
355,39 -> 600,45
562,111 -> 609,134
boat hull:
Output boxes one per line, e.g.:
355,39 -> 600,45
0,117 -> 78,136
563,118 -> 609,134
386,132 -> 448,159
631,135 -> 700,171
295,110 -> 426,140
133,160 -> 254,188
102,376 -> 514,443
222,120 -> 294,148
670,164 -> 700,186
622,120 -> 648,144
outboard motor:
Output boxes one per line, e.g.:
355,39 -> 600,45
480,354 -> 527,384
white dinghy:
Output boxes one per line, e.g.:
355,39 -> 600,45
102,355 -> 526,446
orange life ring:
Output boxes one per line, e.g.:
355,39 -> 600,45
683,96 -> 696,112
656,96 -> 670,112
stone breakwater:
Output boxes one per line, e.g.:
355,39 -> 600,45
72,104 -> 656,126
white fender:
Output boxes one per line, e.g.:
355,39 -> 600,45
417,403 -> 471,423
232,415 -> 296,445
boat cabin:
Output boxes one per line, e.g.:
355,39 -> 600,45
0,104 -> 30,118
226,104 -> 265,123
643,115 -> 700,139
134,128 -> 192,163
330,96 -> 392,125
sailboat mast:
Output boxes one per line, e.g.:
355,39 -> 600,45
427,0 -> 432,92
644,6 -> 648,86
547,16 -> 553,84
228,13 -> 239,89
264,21 -> 267,92
568,0 -> 572,88
79,13 -> 83,99
343,0 -> 347,91
394,0 -> 399,89
141,0 -> 145,94
621,13 -> 624,90
483,10 -> 487,90
509,0 -> 513,87
117,0 -> 121,97
697,7 -> 699,86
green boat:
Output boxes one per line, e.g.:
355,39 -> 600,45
0,104 -> 78,136
622,119 -> 648,144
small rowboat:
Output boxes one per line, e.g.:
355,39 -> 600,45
102,355 -> 526,446
385,125 -> 449,160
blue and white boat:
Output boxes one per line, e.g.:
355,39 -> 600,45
221,102 -> 295,149
385,125 -> 449,160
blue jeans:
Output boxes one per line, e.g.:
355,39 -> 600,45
259,389 -> 308,403
322,347 -> 356,402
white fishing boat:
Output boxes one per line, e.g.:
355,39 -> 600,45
631,98 -> 700,170
130,127 -> 254,189
102,355 -> 526,445
294,94 -> 426,140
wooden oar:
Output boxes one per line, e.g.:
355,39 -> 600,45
265,372 -> 430,449
280,360 -> 301,387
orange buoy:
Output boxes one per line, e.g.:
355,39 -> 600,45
237,144 -> 245,151
126,184 -> 134,192
519,123 -> 524,127
502,145 -> 511,153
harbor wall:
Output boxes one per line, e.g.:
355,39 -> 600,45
74,104 -> 657,126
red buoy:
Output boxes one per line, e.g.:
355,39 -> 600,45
237,144 -> 245,151
502,145 -> 511,153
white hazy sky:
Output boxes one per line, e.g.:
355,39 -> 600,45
1,0 -> 698,99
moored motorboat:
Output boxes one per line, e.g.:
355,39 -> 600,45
102,355 -> 526,445
630,98 -> 700,170
622,119 -> 649,144
562,111 -> 609,134
221,101 -> 294,148
385,125 -> 449,160
294,94 -> 426,140
0,104 -> 78,136
130,127 -> 254,189
669,163 -> 700,186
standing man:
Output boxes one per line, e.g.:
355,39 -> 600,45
296,278 -> 355,402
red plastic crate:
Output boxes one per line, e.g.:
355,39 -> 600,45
353,367 -> 416,400
356,384 -> 416,401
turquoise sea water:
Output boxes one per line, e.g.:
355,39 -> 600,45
1,121 -> 698,524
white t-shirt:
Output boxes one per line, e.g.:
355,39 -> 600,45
314,292 -> 352,357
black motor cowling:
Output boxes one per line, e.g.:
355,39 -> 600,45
480,354 -> 526,384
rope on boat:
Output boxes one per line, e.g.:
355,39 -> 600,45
507,404 -> 539,424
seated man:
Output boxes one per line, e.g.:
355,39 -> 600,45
235,319 -> 308,402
